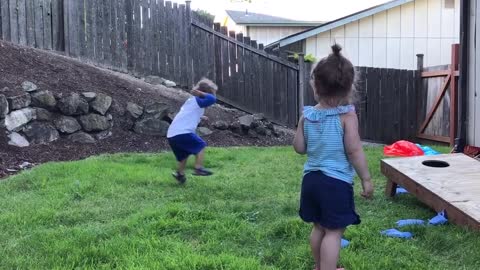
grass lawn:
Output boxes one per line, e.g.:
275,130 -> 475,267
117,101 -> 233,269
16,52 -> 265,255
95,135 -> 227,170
0,146 -> 479,269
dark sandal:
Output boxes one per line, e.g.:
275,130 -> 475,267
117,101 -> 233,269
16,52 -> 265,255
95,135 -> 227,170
193,168 -> 213,176
172,172 -> 186,184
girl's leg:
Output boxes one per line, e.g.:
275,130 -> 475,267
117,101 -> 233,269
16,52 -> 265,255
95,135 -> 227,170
320,228 -> 345,270
311,223 -> 325,270
194,148 -> 205,169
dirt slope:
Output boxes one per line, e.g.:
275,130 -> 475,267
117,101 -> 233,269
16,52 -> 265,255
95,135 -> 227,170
0,41 -> 293,178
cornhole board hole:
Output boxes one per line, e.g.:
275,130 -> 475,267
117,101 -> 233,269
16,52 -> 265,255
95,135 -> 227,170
381,154 -> 480,230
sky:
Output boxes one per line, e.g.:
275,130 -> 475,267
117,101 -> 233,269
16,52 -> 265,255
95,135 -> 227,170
190,0 -> 391,22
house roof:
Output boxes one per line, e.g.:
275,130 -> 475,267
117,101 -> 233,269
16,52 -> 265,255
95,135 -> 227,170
225,10 -> 324,27
266,0 -> 414,49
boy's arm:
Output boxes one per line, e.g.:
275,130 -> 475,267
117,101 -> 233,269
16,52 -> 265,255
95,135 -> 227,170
343,112 -> 374,199
293,116 -> 306,155
195,93 -> 216,108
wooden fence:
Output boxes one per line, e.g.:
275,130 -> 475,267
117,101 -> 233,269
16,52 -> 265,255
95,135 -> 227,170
302,62 -> 419,144
1,0 -> 424,143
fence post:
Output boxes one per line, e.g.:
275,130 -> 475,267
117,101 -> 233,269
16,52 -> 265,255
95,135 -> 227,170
186,0 -> 192,88
298,53 -> 305,123
450,44 -> 460,146
416,53 -> 424,134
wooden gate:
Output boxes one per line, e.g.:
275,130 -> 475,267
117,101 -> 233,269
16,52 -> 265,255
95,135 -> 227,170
417,44 -> 460,145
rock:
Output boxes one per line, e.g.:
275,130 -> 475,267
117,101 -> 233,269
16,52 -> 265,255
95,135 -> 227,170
90,93 -> 112,115
134,119 -> 170,136
197,127 -> 213,137
143,102 -> 170,122
58,93 -> 89,116
251,120 -> 261,129
266,122 -> 275,130
5,108 -> 36,131
8,132 -> 30,147
54,116 -> 81,134
213,120 -> 229,130
82,92 -> 97,102
253,113 -> 265,121
255,125 -> 268,136
31,90 -> 57,110
69,131 -> 96,144
78,114 -> 110,132
95,130 -> 112,140
265,129 -> 272,136
22,81 -> 38,92
7,93 -> 31,110
0,87 -> 9,93
34,107 -> 53,121
126,102 -> 144,119
106,114 -> 113,121
23,121 -> 59,144
19,161 -> 33,169
238,115 -> 254,129
145,75 -> 164,85
229,121 -> 243,135
162,79 -> 176,88
0,94 -> 8,118
248,129 -> 259,138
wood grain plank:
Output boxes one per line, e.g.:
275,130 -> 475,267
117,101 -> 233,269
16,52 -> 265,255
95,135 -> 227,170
43,0 -> 52,50
17,0 -> 27,45
8,0 -> 18,43
51,0 -> 64,51
1,0 -> 11,41
25,0 -> 35,46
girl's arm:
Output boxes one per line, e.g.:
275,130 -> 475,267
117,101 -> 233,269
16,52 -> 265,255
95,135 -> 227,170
343,112 -> 374,198
293,116 -> 306,155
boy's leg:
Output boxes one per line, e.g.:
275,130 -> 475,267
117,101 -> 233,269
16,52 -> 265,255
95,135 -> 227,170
194,148 -> 205,169
311,223 -> 325,270
177,158 -> 188,175
320,228 -> 345,270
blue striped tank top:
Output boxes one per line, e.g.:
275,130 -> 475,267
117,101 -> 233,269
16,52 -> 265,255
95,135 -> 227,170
303,105 -> 355,184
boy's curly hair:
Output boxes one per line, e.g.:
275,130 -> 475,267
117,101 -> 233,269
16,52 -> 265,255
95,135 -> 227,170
310,44 -> 356,105
193,78 -> 218,94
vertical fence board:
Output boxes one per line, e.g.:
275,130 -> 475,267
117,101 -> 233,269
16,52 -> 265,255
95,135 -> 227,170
158,0 -> 166,77
1,0 -> 10,40
151,0 -> 159,75
179,4 -> 187,86
35,0 -> 45,49
17,0 -> 27,45
132,0 -> 140,73
142,0 -> 150,74
8,0 -> 17,43
85,0 -> 94,59
110,0 -> 118,68
118,0 -> 127,70
51,0 -> 63,51
125,0 -> 133,70
25,0 -> 35,46
235,33 -> 244,104
43,0 -> 52,50
102,0 -> 112,65
165,1 -> 173,77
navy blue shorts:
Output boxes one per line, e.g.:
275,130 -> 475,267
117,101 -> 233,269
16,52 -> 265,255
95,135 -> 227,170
299,171 -> 360,229
168,133 -> 207,161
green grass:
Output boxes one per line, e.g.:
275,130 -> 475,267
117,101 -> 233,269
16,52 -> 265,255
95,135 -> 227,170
0,146 -> 479,269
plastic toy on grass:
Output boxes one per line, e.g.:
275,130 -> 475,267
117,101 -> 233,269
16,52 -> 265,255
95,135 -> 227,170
428,210 -> 448,225
381,228 -> 413,239
396,186 -> 409,195
396,219 -> 425,227
416,144 -> 440,156
384,140 -> 424,157
341,238 -> 350,248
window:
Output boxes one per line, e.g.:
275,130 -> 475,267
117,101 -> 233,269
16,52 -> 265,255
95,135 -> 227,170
444,0 -> 454,9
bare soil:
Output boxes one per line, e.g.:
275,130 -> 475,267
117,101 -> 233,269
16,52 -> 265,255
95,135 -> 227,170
0,41 -> 293,179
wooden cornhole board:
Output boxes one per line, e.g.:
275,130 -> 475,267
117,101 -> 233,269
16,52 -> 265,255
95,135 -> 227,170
381,153 -> 480,230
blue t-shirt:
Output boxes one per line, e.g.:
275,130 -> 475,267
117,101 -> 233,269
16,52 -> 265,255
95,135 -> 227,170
303,105 -> 356,184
